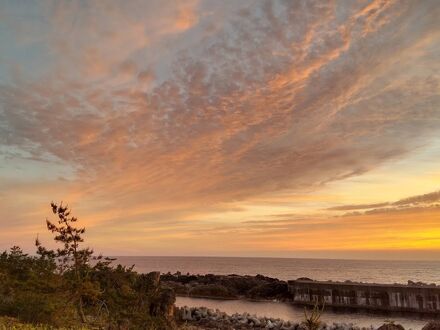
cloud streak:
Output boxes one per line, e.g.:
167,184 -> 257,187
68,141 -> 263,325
328,190 -> 440,216
394,190 -> 440,206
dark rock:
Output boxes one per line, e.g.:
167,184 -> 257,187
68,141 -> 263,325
189,283 -> 236,299
297,277 -> 313,281
248,281 -> 288,300
134,269 -> 177,322
162,273 -> 289,301
377,323 -> 405,330
422,321 -> 440,330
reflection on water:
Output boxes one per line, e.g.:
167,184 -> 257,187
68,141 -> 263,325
176,297 -> 434,330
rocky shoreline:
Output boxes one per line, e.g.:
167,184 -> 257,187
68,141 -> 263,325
176,306 -> 440,330
163,272 -> 440,329
177,305 -> 335,330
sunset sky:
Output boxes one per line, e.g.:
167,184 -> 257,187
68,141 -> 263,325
0,0 -> 439,260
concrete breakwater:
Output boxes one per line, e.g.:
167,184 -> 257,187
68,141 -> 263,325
288,279 -> 440,314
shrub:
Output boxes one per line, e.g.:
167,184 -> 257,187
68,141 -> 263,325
303,300 -> 325,330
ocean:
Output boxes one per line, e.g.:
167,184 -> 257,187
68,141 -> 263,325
115,256 -> 439,284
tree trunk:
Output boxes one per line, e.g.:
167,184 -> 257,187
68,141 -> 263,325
78,296 -> 87,323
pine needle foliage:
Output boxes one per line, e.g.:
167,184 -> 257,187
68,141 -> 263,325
36,202 -> 113,323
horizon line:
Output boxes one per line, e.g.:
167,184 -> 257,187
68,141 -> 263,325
109,255 -> 440,263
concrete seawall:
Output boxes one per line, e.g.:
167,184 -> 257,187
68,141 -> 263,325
288,279 -> 440,314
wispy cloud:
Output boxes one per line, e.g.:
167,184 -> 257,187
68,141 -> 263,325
328,190 -> 440,216
326,203 -> 390,211
393,190 -> 440,206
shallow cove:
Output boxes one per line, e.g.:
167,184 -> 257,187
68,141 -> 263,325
176,296 -> 435,330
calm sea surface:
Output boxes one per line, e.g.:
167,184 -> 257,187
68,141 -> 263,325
115,256 -> 439,284
115,256 -> 440,329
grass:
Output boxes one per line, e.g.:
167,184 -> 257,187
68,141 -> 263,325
0,316 -> 92,330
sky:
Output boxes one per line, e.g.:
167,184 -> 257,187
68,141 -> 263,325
0,0 -> 439,260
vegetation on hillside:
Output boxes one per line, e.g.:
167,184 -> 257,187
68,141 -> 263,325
0,202 -> 175,329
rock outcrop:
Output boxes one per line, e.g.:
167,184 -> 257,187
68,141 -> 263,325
377,323 -> 405,330
162,273 -> 289,301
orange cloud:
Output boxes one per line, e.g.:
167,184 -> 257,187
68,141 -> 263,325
173,1 -> 199,32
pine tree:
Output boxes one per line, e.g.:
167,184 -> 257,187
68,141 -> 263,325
36,202 -> 112,323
